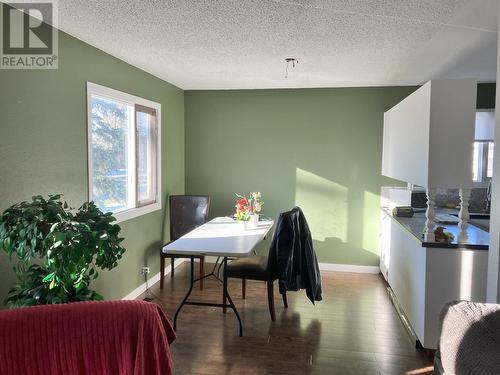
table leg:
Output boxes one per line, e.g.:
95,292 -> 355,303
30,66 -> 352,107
172,256 -> 243,337
223,257 -> 243,337
223,258 -> 227,314
173,256 -> 194,330
194,256 -> 223,284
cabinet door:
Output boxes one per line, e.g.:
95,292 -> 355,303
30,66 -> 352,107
388,221 -> 426,344
379,212 -> 391,281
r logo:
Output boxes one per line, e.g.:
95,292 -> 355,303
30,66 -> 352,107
1,1 -> 58,69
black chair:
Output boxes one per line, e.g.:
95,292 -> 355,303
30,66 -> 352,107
226,255 -> 288,321
226,211 -> 291,321
160,195 -> 210,290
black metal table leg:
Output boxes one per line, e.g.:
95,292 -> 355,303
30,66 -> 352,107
223,257 -> 243,337
194,256 -> 223,283
172,255 -> 243,337
173,256 -> 195,330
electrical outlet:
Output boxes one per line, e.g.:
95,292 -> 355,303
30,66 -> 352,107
141,266 -> 150,275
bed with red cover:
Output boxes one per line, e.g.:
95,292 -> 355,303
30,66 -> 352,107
0,300 -> 175,375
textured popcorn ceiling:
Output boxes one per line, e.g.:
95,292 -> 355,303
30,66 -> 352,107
55,0 -> 498,89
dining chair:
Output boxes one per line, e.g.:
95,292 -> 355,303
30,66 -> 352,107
226,255 -> 288,321
160,195 -> 210,290
225,211 -> 294,321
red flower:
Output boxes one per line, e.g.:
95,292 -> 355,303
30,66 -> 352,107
235,198 -> 249,212
236,198 -> 248,206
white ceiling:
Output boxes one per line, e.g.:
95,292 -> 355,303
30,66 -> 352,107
56,0 -> 498,89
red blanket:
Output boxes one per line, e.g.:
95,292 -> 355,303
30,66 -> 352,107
0,300 -> 175,375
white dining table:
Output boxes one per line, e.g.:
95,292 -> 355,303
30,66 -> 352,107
162,217 -> 274,336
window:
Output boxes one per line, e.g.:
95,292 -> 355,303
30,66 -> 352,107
473,110 -> 495,184
473,141 -> 494,182
87,82 -> 161,222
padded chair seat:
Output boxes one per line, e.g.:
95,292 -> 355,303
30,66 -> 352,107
226,256 -> 270,281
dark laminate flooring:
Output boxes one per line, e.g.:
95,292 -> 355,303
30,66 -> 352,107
139,262 -> 434,375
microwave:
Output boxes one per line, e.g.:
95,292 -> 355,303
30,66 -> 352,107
381,186 -> 427,210
411,190 -> 427,209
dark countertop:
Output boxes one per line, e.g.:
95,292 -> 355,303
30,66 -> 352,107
469,218 -> 490,232
381,207 -> 490,250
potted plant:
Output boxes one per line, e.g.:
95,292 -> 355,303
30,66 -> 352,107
0,194 -> 126,307
234,192 -> 264,228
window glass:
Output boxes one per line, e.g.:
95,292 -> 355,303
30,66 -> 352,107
91,95 -> 131,213
473,111 -> 495,183
136,107 -> 157,206
487,142 -> 494,178
472,141 -> 480,182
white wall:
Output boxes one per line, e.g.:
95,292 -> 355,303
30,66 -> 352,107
487,7 -> 500,303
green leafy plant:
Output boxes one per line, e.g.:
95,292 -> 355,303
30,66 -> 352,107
0,195 -> 126,307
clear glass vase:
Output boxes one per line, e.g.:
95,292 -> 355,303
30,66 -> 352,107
251,213 -> 259,227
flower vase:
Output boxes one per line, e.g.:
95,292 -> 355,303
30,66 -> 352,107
251,213 -> 259,227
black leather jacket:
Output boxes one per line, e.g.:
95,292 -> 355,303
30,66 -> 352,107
268,207 -> 322,304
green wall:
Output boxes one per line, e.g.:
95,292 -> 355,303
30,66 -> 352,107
184,87 -> 417,266
0,30 -> 184,303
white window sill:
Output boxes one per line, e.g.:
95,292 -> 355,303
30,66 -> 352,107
113,202 -> 162,223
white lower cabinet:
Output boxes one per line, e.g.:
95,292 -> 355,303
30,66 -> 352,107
380,214 -> 488,349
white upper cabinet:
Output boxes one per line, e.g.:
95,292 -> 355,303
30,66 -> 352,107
382,79 -> 477,189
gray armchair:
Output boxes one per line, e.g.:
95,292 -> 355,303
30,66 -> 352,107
435,301 -> 500,374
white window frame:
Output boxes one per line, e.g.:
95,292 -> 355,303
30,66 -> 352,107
86,82 -> 162,223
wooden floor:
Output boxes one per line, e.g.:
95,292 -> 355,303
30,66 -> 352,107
139,263 -> 434,375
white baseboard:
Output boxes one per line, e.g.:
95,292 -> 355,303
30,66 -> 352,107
122,258 -> 185,300
319,262 -> 380,274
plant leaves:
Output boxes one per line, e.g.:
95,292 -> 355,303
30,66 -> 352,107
42,272 -> 54,282
0,194 -> 126,307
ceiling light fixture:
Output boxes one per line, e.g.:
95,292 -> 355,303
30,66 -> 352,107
284,58 -> 299,79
